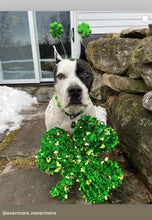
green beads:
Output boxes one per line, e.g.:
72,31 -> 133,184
62,109 -> 66,113
57,102 -> 62,107
80,110 -> 84,114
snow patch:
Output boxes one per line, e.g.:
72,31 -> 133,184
0,86 -> 38,134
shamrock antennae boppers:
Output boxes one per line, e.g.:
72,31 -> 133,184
50,22 -> 64,39
50,21 -> 67,58
37,115 -> 123,203
77,22 -> 92,38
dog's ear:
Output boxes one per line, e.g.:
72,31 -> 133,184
53,46 -> 62,64
79,43 -> 88,62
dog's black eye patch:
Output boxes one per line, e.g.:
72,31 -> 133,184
82,72 -> 90,78
76,59 -> 93,92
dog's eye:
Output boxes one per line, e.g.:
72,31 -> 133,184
57,73 -> 65,80
83,72 -> 89,78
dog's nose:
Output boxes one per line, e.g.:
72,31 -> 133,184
68,85 -> 82,97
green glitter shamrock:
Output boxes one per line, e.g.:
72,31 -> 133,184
37,115 -> 123,203
77,22 -> 92,38
50,22 -> 64,39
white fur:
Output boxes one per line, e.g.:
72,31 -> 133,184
45,94 -> 96,136
55,59 -> 89,112
45,48 -> 107,136
94,106 -> 107,125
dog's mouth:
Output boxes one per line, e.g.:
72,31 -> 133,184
64,97 -> 86,108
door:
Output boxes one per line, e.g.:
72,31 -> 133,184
0,11 -> 40,84
35,11 -> 72,82
0,11 -> 75,84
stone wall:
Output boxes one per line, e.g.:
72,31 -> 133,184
86,25 -> 152,193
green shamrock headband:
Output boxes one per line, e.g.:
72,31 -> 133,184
37,115 -> 123,203
50,22 -> 64,39
77,22 -> 92,38
49,21 -> 92,58
50,21 -> 92,39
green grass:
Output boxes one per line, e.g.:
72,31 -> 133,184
12,157 -> 37,169
0,129 -> 20,153
0,158 -> 9,174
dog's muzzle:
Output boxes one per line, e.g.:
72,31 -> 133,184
63,84 -> 82,107
68,85 -> 82,105
68,85 -> 82,97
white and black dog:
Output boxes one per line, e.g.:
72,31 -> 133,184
45,45 -> 107,136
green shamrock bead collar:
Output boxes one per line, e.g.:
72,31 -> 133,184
37,115 -> 123,203
54,89 -> 88,128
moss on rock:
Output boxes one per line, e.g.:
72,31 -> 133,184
102,73 -> 148,93
131,36 -> 152,88
86,37 -> 140,74
111,93 -> 152,193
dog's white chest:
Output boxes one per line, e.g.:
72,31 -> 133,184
45,94 -> 96,136
45,94 -> 107,136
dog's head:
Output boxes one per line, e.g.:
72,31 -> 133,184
53,44 -> 93,109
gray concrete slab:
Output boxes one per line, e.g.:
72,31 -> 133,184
0,166 -> 83,205
21,103 -> 47,121
0,159 -> 151,205
34,86 -> 55,103
1,119 -> 46,160
13,86 -> 38,95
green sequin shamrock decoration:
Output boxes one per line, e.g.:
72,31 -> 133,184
50,22 -> 64,39
77,22 -> 92,38
37,115 -> 123,203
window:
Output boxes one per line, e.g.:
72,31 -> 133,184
35,11 -> 71,79
0,11 -> 35,80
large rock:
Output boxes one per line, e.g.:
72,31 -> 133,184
126,65 -> 141,80
90,69 -> 119,102
111,93 -> 152,193
146,24 -> 152,36
120,27 -> 147,39
102,73 -> 148,93
142,91 -> 152,111
86,37 -> 140,74
131,36 -> 152,88
90,69 -> 104,100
